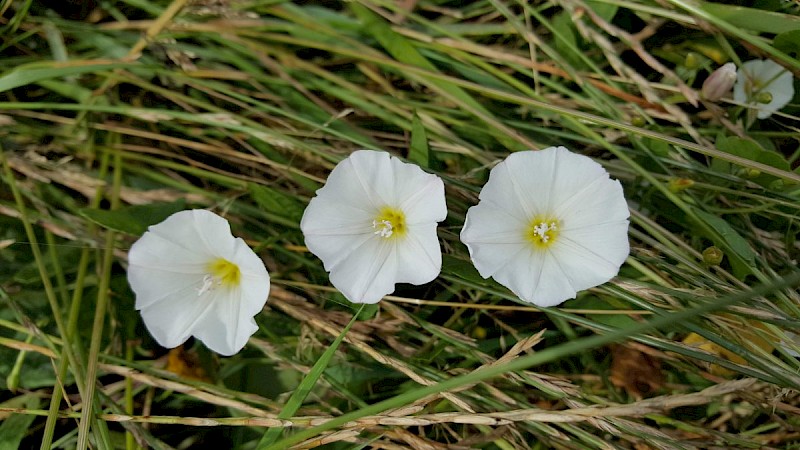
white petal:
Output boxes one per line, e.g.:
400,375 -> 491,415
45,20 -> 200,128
390,158 -> 447,224
301,197 -> 374,236
313,150 -> 393,211
759,66 -> 794,119
139,289 -> 217,348
463,241 -> 528,279
553,220 -> 630,291
192,287 -> 259,356
749,59 -> 786,85
530,251 -> 580,306
480,151 -> 554,219
461,202 -> 529,278
394,223 -> 442,285
229,237 -> 271,315
557,178 -> 629,229
128,264 -> 206,310
191,240 -> 269,356
328,237 -> 397,303
304,231 -> 374,272
493,248 -> 577,307
148,210 -> 235,259
461,203 -> 528,244
547,147 -> 615,210
735,59 -> 796,119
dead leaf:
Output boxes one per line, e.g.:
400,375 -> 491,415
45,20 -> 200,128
682,317 -> 777,376
165,346 -> 212,382
610,344 -> 664,399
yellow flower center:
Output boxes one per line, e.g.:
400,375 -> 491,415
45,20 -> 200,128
198,258 -> 241,296
525,217 -> 560,249
372,207 -> 406,239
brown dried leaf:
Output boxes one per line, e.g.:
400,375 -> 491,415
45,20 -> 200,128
165,346 -> 212,382
610,344 -> 664,400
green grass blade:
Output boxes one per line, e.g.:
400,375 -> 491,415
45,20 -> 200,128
268,273 -> 800,449
257,304 -> 366,448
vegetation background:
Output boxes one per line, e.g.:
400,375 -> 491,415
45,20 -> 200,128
1,0 -> 800,448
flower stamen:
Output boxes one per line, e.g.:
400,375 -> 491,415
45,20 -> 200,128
197,274 -> 216,296
198,258 -> 241,296
372,207 -> 406,239
526,217 -> 561,249
373,219 -> 394,237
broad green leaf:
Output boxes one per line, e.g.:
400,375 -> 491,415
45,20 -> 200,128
774,30 -> 800,59
714,136 -> 790,187
79,200 -> 186,235
552,11 -> 585,69
441,255 -> 491,286
693,209 -> 757,276
409,113 -> 429,168
0,396 -> 39,450
587,0 -> 618,22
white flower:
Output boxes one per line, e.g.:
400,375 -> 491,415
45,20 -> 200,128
127,210 -> 270,356
300,150 -> 446,304
733,59 -> 794,119
460,147 -> 629,307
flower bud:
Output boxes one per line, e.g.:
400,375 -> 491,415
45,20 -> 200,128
668,178 -> 694,193
701,62 -> 737,101
756,91 -> 773,104
685,52 -> 702,70
702,246 -> 724,266
631,115 -> 647,127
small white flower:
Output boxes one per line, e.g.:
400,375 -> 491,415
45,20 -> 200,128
460,147 -> 630,307
127,210 -> 270,356
733,59 -> 794,120
300,150 -> 446,304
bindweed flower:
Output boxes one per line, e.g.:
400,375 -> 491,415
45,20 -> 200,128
127,210 -> 270,356
701,62 -> 737,101
301,150 -> 446,304
460,147 -> 629,307
733,59 -> 794,119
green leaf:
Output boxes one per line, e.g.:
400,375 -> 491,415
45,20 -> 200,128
0,61 -> 132,93
441,255 -> 491,286
408,113 -> 429,168
0,396 -> 39,450
701,3 -> 800,34
248,183 -> 305,222
774,30 -> 800,59
714,136 -> 790,187
587,0 -> 618,22
693,209 -> 757,275
551,12 -> 585,69
79,200 -> 186,235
